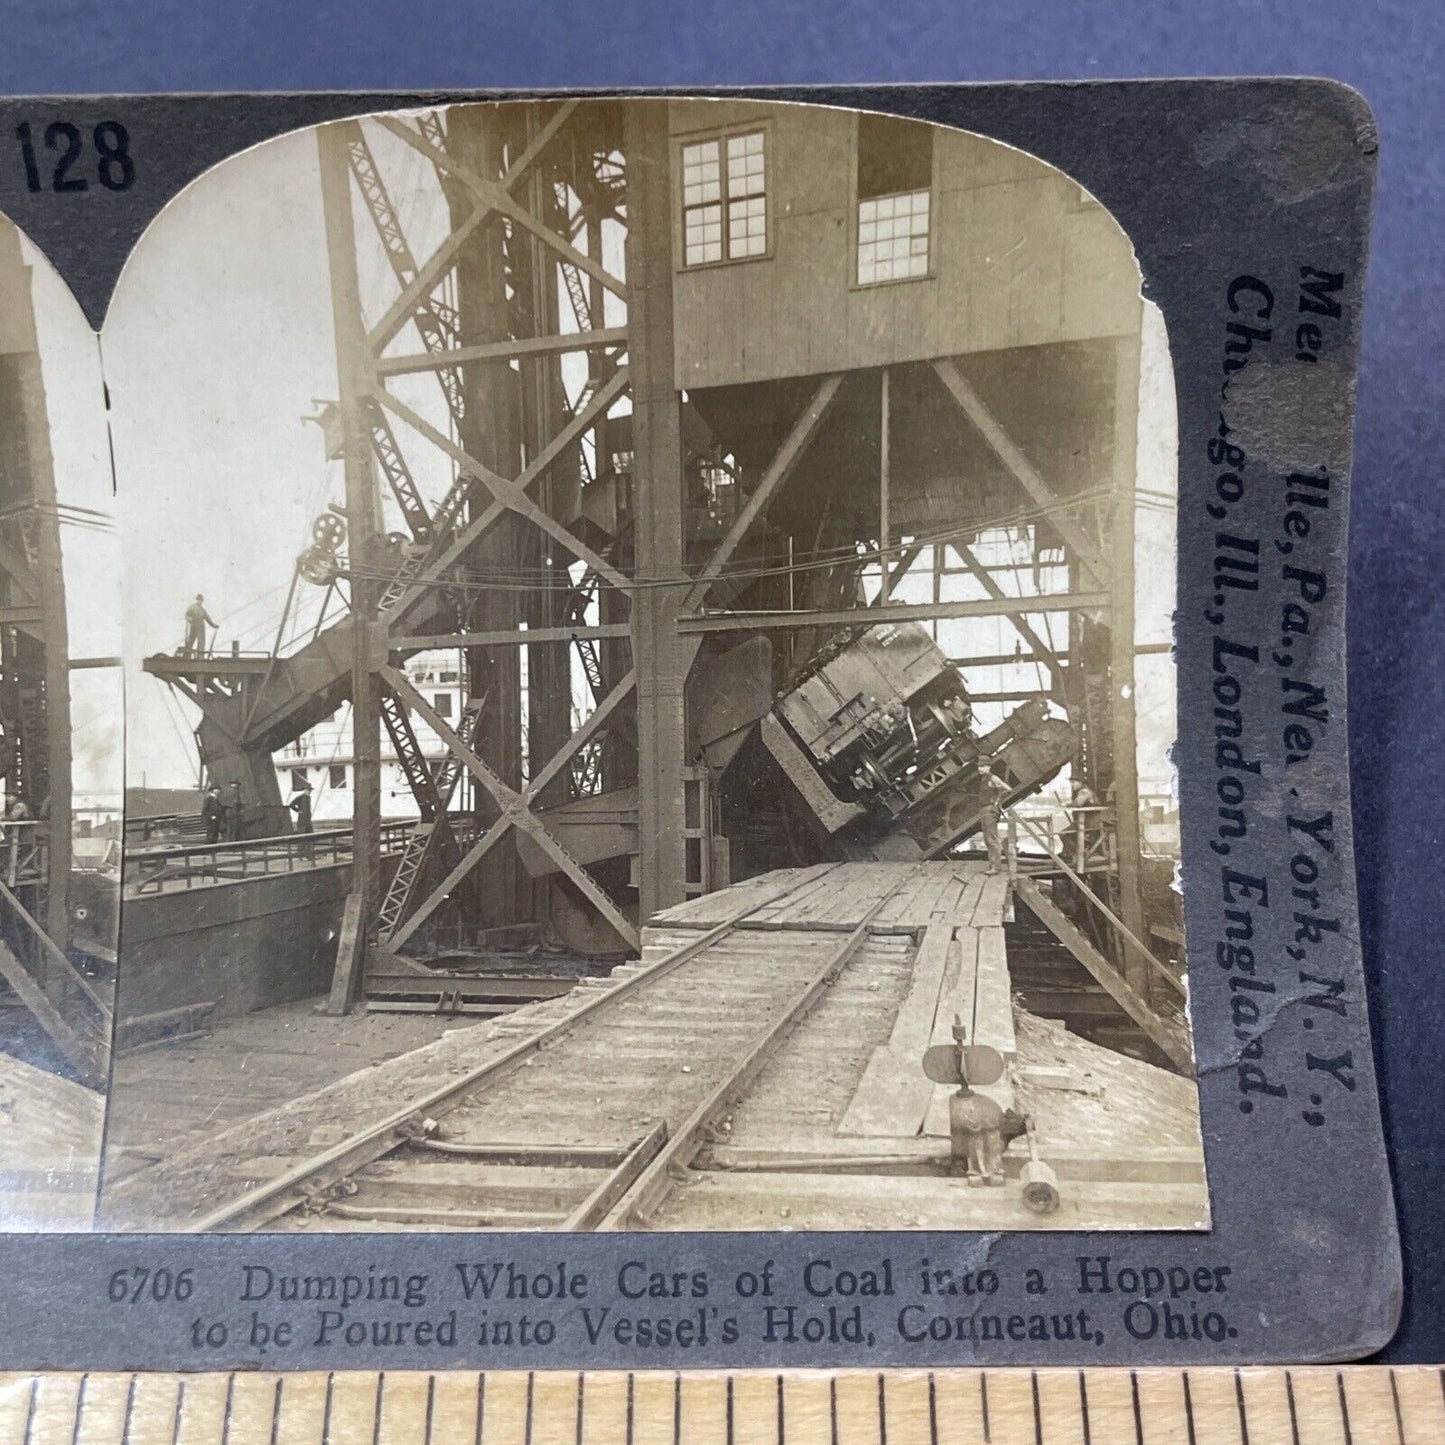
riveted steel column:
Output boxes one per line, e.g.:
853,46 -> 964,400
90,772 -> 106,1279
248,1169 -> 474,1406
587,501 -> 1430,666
625,102 -> 688,919
318,122 -> 381,1012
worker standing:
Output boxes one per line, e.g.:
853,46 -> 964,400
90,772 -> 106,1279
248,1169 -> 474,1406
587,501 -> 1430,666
288,776 -> 313,834
201,784 -> 224,844
182,594 -> 217,657
977,760 -> 1012,875
224,780 -> 245,842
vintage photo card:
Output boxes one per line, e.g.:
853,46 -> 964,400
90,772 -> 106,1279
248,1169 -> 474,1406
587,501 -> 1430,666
0,82 -> 1398,1369
105,98 -> 1205,1238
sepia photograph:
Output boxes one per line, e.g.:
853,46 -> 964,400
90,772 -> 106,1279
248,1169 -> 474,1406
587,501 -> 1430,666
102,97 -> 1205,1233
0,215 -> 120,1229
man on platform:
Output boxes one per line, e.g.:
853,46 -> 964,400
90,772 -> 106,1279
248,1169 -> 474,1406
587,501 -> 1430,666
182,594 -> 217,657
977,760 -> 1012,875
201,784 -> 224,844
288,775 -> 313,834
224,780 -> 245,842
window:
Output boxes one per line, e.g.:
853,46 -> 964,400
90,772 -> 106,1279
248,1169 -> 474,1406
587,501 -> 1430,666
433,692 -> 453,717
856,113 -> 933,285
682,130 -> 767,267
329,764 -> 348,790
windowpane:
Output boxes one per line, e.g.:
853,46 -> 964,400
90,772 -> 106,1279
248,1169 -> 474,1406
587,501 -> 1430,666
684,201 -> 724,265
683,131 -> 768,266
857,188 -> 930,284
682,139 -> 721,207
729,194 -> 767,257
727,131 -> 766,198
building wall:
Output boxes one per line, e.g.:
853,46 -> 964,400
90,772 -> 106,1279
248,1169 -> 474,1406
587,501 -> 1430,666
668,99 -> 1140,389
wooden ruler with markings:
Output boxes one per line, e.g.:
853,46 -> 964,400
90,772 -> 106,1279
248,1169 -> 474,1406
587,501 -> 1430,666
0,1367 -> 1440,1443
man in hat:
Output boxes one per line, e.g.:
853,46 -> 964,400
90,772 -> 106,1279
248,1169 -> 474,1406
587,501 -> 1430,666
224,780 -> 246,842
288,774 -> 313,835
201,783 -> 224,844
183,594 -> 217,657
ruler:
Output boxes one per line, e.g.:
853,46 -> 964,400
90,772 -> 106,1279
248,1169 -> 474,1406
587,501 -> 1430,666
0,1367 -> 1440,1443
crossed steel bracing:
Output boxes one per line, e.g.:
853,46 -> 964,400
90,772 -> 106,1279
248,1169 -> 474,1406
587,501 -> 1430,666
139,100 -> 1151,1014
318,103 -> 650,985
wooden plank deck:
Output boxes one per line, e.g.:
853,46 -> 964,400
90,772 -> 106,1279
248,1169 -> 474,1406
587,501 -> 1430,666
830,864 -> 1014,1140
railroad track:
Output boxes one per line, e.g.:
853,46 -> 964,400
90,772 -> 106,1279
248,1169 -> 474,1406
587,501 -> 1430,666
188,863 -> 912,1233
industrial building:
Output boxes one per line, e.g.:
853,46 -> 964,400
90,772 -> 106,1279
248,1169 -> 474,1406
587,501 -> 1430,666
109,98 -> 1204,1232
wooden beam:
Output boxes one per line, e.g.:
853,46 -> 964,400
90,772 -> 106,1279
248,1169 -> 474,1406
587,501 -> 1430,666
879,367 -> 891,558
319,118 -> 383,1016
1014,876 -> 1191,1071
0,937 -> 101,1087
326,893 -> 367,1015
686,374 -> 843,607
365,104 -> 579,356
367,204 -> 490,353
376,326 -> 627,377
678,592 -> 1111,634
874,542 -> 924,605
932,358 -> 1108,584
499,99 -> 579,193
0,537 -> 38,600
0,878 -> 110,1018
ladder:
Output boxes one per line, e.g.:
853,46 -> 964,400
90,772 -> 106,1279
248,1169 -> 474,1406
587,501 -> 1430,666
345,125 -> 464,428
373,694 -> 484,946
365,398 -> 433,543
374,823 -> 435,941
376,541 -> 432,617
379,688 -> 447,822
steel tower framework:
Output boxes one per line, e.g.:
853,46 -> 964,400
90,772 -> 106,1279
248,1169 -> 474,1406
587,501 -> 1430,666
141,100 -> 1153,1018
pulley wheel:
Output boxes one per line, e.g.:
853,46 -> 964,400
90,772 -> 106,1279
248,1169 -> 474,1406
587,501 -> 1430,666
298,545 -> 337,586
312,512 -> 347,551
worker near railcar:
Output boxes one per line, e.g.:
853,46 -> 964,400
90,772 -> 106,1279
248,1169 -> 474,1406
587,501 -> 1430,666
224,780 -> 246,842
288,775 -> 313,834
182,594 -> 217,657
201,784 -> 224,844
978,760 -> 1011,874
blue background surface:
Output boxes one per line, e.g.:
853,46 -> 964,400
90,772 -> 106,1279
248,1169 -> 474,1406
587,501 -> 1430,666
1,0 -> 1440,1364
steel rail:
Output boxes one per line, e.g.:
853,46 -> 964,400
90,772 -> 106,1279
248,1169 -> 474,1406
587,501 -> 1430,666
596,882 -> 904,1230
182,865 -> 841,1232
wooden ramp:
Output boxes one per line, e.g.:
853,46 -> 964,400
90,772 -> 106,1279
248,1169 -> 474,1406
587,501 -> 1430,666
648,861 -> 1000,935
647,862 -> 1208,1231
652,861 -> 1018,1142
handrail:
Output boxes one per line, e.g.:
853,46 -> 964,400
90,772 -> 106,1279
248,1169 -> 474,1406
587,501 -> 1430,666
122,817 -> 460,895
1012,811 -> 1184,998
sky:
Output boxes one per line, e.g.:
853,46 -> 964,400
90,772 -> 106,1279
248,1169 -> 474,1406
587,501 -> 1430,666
107,120 -> 460,790
98,102 -> 1176,796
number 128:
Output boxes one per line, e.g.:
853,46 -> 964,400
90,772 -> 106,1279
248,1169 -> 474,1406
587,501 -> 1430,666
17,121 -> 135,193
